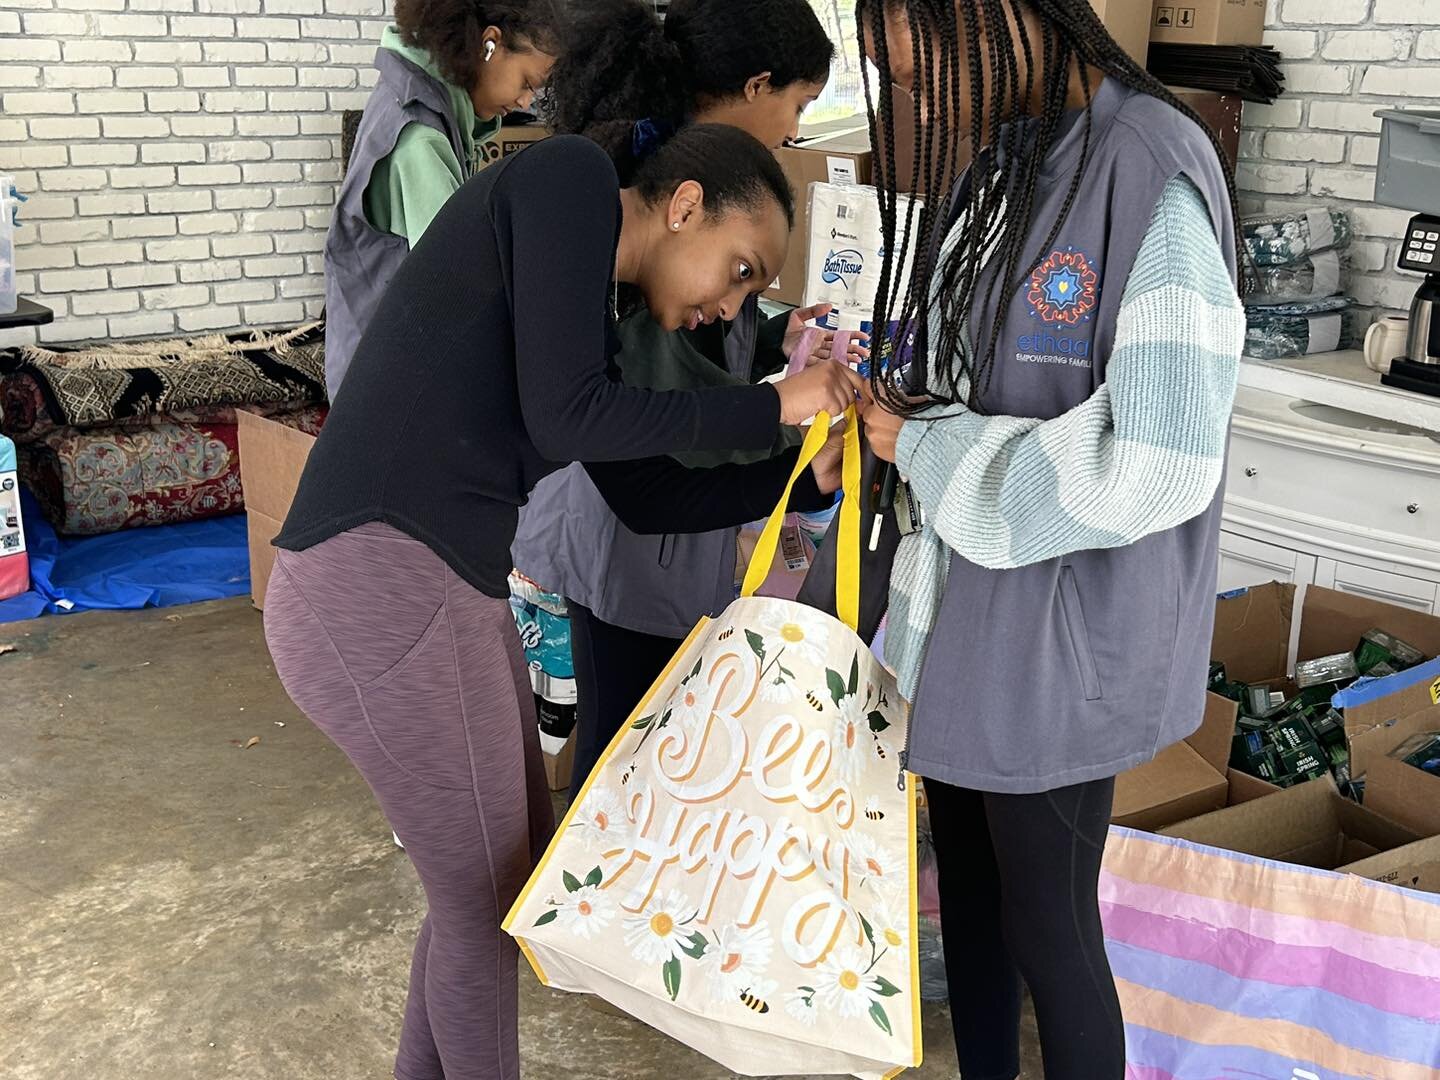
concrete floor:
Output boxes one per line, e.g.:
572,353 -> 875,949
1,598 -> 1042,1079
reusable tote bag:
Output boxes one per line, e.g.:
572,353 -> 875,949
1102,828 -> 1440,1078
504,409 -> 922,1080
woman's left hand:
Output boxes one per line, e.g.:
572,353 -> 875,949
860,398 -> 905,463
809,420 -> 847,493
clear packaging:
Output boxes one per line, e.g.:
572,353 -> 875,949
1295,651 -> 1360,690
1243,250 -> 1346,306
1242,207 -> 1352,267
1244,308 -> 1357,360
0,193 -> 16,316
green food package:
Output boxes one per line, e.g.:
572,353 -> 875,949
1295,651 -> 1360,690
1354,628 -> 1428,675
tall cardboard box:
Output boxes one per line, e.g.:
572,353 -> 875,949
480,123 -> 550,168
1350,704 -> 1440,837
765,128 -> 874,306
1090,0 -> 1155,64
236,410 -> 318,610
1149,0 -> 1266,46
1169,87 -> 1243,167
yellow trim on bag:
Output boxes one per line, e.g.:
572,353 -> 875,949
740,405 -> 862,633
517,940 -> 549,986
906,769 -> 923,1069
501,618 -> 713,936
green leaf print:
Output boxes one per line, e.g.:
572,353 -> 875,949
872,976 -> 902,998
679,932 -> 709,960
663,956 -> 682,1001
868,710 -> 890,733
583,866 -> 603,888
869,1001 -> 893,1036
562,870 -> 581,894
848,653 -> 859,696
826,669 -> 847,706
533,909 -> 558,927
745,630 -> 766,661
632,714 -> 655,731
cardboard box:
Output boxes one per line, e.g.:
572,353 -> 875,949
543,730 -> 576,792
1162,775 -> 1440,892
1210,581 -> 1440,741
766,127 -> 874,306
1149,0 -> 1266,47
1350,704 -> 1440,838
1169,87 -> 1243,168
236,410 -> 318,610
1091,0 -> 1155,64
479,123 -> 550,168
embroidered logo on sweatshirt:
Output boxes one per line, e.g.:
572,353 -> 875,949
1026,248 -> 1098,327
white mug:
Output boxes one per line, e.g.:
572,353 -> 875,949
1363,315 -> 1409,374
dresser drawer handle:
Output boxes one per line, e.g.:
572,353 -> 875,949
1408,503 -> 1420,514
1244,466 -> 1259,478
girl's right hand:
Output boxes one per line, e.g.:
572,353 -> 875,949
774,363 -> 870,426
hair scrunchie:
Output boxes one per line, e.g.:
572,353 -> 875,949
630,117 -> 675,161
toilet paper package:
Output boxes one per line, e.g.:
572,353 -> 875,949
803,181 -> 921,372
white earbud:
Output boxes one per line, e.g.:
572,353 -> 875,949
483,40 -> 496,62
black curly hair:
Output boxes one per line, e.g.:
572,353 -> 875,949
543,0 -> 834,177
394,0 -> 567,94
630,122 -> 796,229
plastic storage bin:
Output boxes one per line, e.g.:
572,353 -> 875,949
1373,109 -> 1440,215
0,434 -> 29,601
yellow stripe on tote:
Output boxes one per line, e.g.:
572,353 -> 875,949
501,618 -> 712,935
1105,832 -> 1439,946
1115,978 -> 1440,1080
905,771 -> 923,1069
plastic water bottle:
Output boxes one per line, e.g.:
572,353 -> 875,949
0,192 -> 16,316
0,434 -> 29,601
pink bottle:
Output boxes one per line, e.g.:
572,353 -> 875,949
0,433 -> 28,601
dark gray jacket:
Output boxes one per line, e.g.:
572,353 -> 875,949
323,49 -> 466,399
512,296 -> 797,638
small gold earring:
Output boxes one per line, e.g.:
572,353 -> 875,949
671,222 -> 680,231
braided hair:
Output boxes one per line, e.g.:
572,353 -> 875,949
543,0 -> 833,182
858,0 -> 1246,413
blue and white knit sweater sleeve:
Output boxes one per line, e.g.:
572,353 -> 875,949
885,175 -> 1245,699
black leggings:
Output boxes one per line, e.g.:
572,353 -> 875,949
566,600 -> 684,796
927,777 -> 1125,1080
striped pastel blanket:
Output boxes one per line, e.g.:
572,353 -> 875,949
1102,829 -> 1440,1079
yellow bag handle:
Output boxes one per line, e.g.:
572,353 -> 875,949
740,406 -> 862,632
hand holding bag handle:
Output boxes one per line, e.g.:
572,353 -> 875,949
741,406 -> 862,633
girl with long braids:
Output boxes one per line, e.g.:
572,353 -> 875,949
855,1 -> 1246,1076
513,0 -> 861,795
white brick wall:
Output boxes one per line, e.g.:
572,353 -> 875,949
1242,0 -> 1440,318
0,0 -> 387,348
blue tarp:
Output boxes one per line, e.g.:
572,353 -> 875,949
0,487 -> 250,624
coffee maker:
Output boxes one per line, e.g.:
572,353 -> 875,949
1373,109 -> 1440,396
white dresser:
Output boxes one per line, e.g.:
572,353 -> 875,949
1221,350 -> 1440,613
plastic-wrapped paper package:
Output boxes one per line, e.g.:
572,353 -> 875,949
1241,207 -> 1352,266
1243,249 -> 1346,305
915,788 -> 948,1002
1243,294 -> 1350,318
1244,306 -> 1357,359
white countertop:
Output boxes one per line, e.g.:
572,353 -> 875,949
1238,350 -> 1440,436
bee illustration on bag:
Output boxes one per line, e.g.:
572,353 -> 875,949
738,988 -> 769,1014
864,796 -> 885,821
718,626 -> 735,641
804,690 -> 826,712
620,763 -> 637,785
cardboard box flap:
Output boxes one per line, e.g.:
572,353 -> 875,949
1188,691 -> 1238,773
1350,704 -> 1440,837
1344,834 -> 1440,896
1212,582 -> 1294,684
1341,656 -> 1440,735
1111,741 -> 1226,831
1161,776 -> 1424,870
1298,585 -> 1440,670
236,410 -> 317,521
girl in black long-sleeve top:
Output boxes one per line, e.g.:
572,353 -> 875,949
263,125 -> 863,1080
